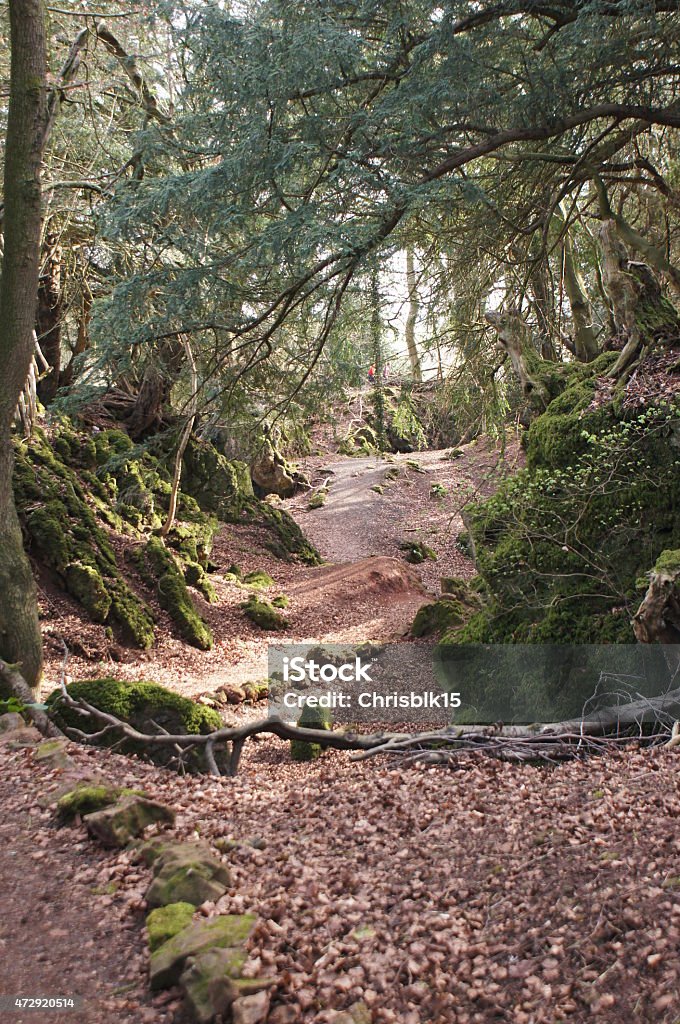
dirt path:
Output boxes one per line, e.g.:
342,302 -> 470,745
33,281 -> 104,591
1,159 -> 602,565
0,740 -> 169,1024
289,455 -> 404,562
40,436 -> 521,696
286,438 -> 522,593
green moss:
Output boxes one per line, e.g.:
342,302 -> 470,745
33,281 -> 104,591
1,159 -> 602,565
290,702 -> 332,762
107,580 -> 155,649
445,389 -> 680,649
144,539 -> 213,650
251,502 -> 321,564
242,595 -> 289,631
146,903 -> 196,952
47,678 -> 223,773
13,432 -> 156,647
57,783 -> 132,821
271,595 -> 289,608
181,439 -> 253,521
652,549 -> 680,577
65,562 -> 112,623
94,429 -> 135,465
184,562 -> 218,603
25,501 -> 73,573
308,489 -> 328,509
399,540 -> 437,564
411,598 -> 466,638
242,570 -> 275,589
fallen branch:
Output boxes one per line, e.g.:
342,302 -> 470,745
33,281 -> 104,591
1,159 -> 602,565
48,679 -> 677,775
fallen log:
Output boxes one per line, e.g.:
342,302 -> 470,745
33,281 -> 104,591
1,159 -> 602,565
49,680 -> 677,775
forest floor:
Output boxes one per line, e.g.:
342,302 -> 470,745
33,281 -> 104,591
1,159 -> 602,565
2,723 -> 679,1024
39,434 -> 522,697
11,427 -> 679,1024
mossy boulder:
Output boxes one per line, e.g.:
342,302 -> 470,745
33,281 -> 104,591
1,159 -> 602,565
57,782 -> 131,821
290,702 -> 332,762
182,439 -> 253,521
180,948 -> 274,1024
308,489 -> 328,509
64,562 -> 112,623
411,598 -> 475,634
147,902 -> 196,953
145,841 -> 231,908
47,678 -> 224,773
242,570 -> 275,590
149,914 -> 256,991
242,595 -> 289,631
84,795 -> 175,847
252,501 -> 321,564
184,561 -> 218,603
142,538 -> 213,650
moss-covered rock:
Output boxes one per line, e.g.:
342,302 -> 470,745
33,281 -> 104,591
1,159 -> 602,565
13,422 -> 228,650
143,538 -> 213,650
149,914 -> 256,991
181,438 -> 253,521
290,702 -> 332,762
180,949 -> 274,1024
242,570 -> 275,590
242,595 -> 289,631
64,562 -> 112,623
308,488 -> 328,509
84,794 -> 175,847
411,595 -> 477,638
47,678 -> 224,773
147,902 -> 196,953
252,502 -> 321,564
57,782 -> 130,821
399,540 -> 437,564
184,561 -> 218,604
13,427 -> 157,647
145,841 -> 231,908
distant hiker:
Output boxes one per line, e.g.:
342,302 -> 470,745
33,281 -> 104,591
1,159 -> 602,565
368,364 -> 376,383
382,363 -> 390,381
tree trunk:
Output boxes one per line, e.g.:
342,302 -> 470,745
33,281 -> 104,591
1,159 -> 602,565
528,253 -> 556,360
599,219 -> 680,377
633,555 -> 680,645
405,247 -> 423,382
561,230 -> 600,362
161,339 -> 198,536
36,234 -> 63,404
370,264 -> 387,449
0,0 -> 48,690
485,309 -> 551,410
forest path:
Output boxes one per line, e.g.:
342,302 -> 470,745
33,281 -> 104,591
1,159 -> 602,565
40,437 -> 521,697
0,744 -> 164,1024
286,453 -> 433,563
